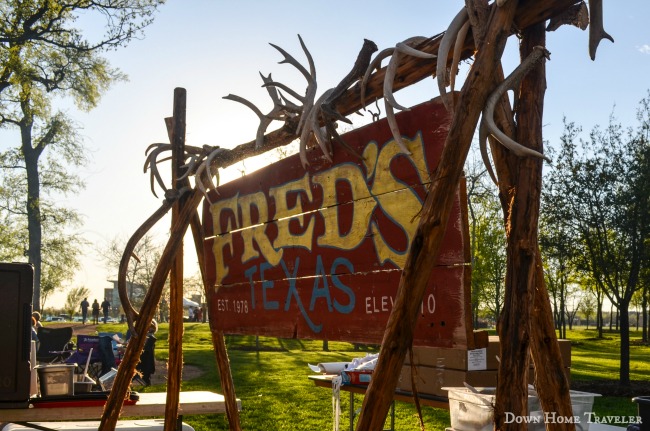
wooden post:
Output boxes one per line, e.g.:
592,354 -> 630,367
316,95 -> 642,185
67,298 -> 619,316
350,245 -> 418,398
100,191 -> 202,431
492,29 -> 541,431
355,2 -> 519,429
490,23 -> 574,431
165,87 -> 187,431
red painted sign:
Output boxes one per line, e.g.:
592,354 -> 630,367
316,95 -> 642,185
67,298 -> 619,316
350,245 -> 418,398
203,97 -> 472,347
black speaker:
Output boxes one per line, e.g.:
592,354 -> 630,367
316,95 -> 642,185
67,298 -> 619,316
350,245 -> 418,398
0,263 -> 33,408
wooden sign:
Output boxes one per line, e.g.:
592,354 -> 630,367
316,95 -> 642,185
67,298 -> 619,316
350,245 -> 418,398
203,97 -> 472,347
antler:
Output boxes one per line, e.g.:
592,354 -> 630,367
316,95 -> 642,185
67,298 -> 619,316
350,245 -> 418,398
194,146 -> 227,203
265,37 -> 374,168
481,46 -> 552,164
144,143 -> 214,197
437,7 -> 470,112
143,144 -> 172,198
373,37 -> 436,154
359,47 -> 395,108
384,37 -> 436,112
269,35 -> 317,136
359,37 -> 436,155
223,72 -> 299,150
587,0 -> 614,60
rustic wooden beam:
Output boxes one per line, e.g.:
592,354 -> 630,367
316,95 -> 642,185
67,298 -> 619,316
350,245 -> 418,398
354,2 -> 520,429
164,87 -> 188,431
204,0 -> 581,173
531,254 -> 574,429
493,24 -> 544,431
490,21 -> 574,431
100,90 -> 190,431
100,184 -> 204,430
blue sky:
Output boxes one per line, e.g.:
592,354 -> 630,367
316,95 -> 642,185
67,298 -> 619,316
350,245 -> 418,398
43,1 -> 649,308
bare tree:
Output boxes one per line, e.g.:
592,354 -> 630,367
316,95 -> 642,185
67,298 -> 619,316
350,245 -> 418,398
100,233 -> 164,309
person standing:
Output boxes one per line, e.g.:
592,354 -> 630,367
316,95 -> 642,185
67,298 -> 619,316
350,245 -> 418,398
80,298 -> 90,324
91,299 -> 100,324
32,311 -> 44,328
31,316 -> 39,351
101,298 -> 111,323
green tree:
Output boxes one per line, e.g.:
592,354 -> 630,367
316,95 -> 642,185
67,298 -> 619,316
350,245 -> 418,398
580,291 -> 596,329
0,1 -> 165,311
64,286 -> 90,319
544,94 -> 650,387
465,153 -> 507,327
464,155 -> 506,325
474,196 -> 507,324
630,286 -> 649,331
641,260 -> 650,341
0,200 -> 23,261
0,175 -> 84,308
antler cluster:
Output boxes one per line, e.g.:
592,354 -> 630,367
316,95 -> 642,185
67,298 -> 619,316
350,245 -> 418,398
143,142 -> 225,202
224,35 -> 376,169
143,1 -> 613,197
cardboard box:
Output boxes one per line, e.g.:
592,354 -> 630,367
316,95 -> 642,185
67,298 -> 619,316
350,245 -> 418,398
406,337 -> 571,371
396,366 -> 571,397
406,344 -> 500,370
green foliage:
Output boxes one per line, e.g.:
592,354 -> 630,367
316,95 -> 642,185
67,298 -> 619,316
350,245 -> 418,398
0,0 -> 165,309
63,285 -> 90,317
80,324 -> 647,430
465,154 -> 506,324
472,193 -> 506,321
542,92 -> 650,385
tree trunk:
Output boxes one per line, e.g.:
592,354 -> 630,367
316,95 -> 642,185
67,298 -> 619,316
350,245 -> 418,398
642,285 -> 648,342
619,300 -> 631,387
597,295 -> 603,338
530,256 -> 575,431
100,189 -> 203,431
558,286 -> 566,338
469,200 -> 480,328
21,120 -> 42,312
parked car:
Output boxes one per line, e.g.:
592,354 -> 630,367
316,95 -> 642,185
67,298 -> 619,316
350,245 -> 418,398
45,316 -> 65,322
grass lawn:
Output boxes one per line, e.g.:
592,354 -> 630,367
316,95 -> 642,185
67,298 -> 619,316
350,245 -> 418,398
95,323 -> 650,430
